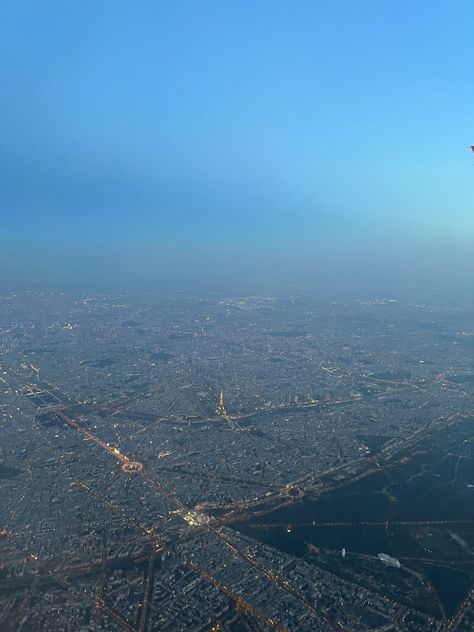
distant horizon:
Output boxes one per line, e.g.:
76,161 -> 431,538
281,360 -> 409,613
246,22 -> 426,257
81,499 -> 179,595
2,277 -> 473,309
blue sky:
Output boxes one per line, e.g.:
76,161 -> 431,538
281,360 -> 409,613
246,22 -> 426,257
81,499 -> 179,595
1,1 -> 473,287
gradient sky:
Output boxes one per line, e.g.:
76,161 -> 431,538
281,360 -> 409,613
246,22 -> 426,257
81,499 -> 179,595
1,1 -> 473,288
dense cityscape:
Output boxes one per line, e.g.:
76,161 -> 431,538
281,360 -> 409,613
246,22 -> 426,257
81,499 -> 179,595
2,0 -> 473,629
1,288 -> 473,631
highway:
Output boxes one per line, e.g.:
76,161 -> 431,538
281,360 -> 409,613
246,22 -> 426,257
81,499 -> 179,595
250,519 -> 474,529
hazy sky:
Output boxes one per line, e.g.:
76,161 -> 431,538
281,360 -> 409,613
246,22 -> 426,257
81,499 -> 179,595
1,1 -> 473,289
